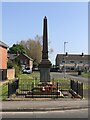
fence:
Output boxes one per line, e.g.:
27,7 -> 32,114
8,78 -> 83,98
8,78 -> 79,98
70,80 -> 83,98
8,79 -> 19,97
17,78 -> 71,98
17,81 -> 59,98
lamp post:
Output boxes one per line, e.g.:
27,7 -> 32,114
64,42 -> 68,53
64,42 -> 68,78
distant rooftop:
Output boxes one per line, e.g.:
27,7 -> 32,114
23,54 -> 33,61
8,53 -> 33,61
56,53 -> 90,61
8,53 -> 17,60
0,41 -> 9,48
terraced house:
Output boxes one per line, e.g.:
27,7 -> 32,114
0,41 -> 8,80
56,52 -> 90,72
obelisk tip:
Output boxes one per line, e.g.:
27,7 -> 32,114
44,16 -> 47,19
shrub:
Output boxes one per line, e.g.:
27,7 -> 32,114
7,60 -> 13,69
13,64 -> 21,77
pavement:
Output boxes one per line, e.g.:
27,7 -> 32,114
0,98 -> 89,112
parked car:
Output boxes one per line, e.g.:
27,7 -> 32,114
50,67 -> 60,72
32,68 -> 40,71
23,67 -> 32,74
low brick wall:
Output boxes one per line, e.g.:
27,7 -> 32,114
7,68 -> 15,79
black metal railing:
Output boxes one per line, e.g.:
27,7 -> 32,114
70,80 -> 83,98
16,79 -> 70,98
8,79 -> 19,97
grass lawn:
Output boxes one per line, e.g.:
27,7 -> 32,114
83,84 -> 90,89
0,79 -> 19,101
0,84 -> 8,100
18,72 -> 40,79
18,72 -> 70,90
81,72 -> 90,77
18,72 -> 40,90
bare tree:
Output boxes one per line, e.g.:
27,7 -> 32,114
20,36 -> 42,67
19,35 -> 54,67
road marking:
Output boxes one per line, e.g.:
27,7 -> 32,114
0,108 -> 88,115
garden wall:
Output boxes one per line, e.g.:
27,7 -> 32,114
7,68 -> 15,79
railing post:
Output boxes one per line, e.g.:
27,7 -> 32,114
8,82 -> 9,98
32,82 -> 34,98
76,81 -> 78,94
81,83 -> 83,98
56,82 -> 58,98
71,80 -> 72,90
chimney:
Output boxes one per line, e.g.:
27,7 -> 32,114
66,52 -> 68,56
81,52 -> 84,56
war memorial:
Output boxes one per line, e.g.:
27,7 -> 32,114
7,17 -> 83,99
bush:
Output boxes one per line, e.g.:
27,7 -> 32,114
13,64 -> 21,77
7,60 -> 21,77
7,60 -> 13,69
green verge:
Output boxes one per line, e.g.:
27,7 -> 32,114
18,73 -> 70,90
81,72 -> 90,77
83,84 -> 90,89
0,84 -> 8,101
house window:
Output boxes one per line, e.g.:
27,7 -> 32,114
80,61 -> 82,63
62,61 -> 65,63
24,60 -> 27,65
71,67 -> 74,70
20,60 -> 23,64
70,61 -> 74,63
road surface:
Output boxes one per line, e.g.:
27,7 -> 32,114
50,72 -> 88,84
1,109 -> 88,118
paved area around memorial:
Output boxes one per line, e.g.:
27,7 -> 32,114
1,98 -> 88,112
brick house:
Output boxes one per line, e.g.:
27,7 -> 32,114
55,53 -> 90,72
0,41 -> 8,80
8,53 -> 33,70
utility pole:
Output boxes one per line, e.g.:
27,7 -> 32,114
64,42 -> 68,78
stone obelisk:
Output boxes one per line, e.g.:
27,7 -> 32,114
39,16 -> 52,83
